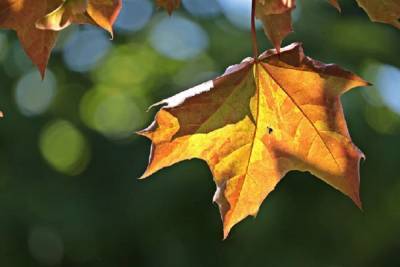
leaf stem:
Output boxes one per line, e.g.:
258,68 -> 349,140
251,0 -> 259,61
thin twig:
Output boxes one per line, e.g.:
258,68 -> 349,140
251,0 -> 259,61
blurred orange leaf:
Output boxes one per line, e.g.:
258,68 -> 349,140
329,0 -> 399,28
256,0 -> 399,51
139,43 -> 368,238
36,0 -> 122,37
0,0 -> 121,77
255,0 -> 295,52
0,0 -> 61,77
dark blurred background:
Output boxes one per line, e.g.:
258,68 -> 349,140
0,0 -> 399,266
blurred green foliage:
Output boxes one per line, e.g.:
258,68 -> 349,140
0,0 -> 399,266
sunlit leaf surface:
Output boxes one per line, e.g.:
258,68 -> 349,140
140,43 -> 368,237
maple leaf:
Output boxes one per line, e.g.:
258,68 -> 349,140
0,0 -> 62,77
156,0 -> 180,15
36,0 -> 122,37
255,0 -> 296,52
329,0 -> 400,28
0,0 -> 121,77
139,43 -> 368,238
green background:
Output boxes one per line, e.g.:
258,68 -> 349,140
0,0 -> 399,266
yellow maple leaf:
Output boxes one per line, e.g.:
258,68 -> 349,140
139,43 -> 368,238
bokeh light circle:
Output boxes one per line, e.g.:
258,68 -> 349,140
63,27 -> 111,72
149,15 -> 209,60
15,69 -> 56,116
115,0 -> 153,33
39,120 -> 90,175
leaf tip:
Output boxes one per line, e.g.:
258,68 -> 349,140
138,172 -> 150,180
353,194 -> 363,210
353,77 -> 372,90
100,22 -> 115,39
136,121 -> 157,138
138,159 -> 155,180
100,23 -> 116,40
38,65 -> 47,80
108,30 -> 115,40
328,0 -> 342,13
222,227 -> 231,240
